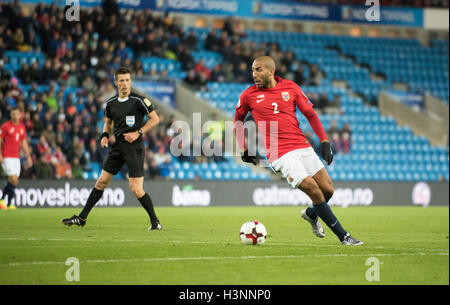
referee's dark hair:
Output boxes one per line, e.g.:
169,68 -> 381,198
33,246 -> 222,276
114,66 -> 132,79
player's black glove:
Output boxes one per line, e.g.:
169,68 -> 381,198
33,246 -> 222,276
241,150 -> 258,165
320,141 -> 333,165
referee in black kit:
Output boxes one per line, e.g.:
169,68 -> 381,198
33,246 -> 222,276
62,67 -> 162,230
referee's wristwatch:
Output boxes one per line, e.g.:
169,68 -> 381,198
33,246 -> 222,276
138,129 -> 143,136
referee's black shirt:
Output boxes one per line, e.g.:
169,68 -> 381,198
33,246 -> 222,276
105,92 -> 154,142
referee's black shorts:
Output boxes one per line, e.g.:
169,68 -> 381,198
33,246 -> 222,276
102,139 -> 145,178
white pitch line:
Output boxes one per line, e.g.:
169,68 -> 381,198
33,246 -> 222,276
0,237 -> 448,253
1,252 -> 448,267
1,237 -> 449,253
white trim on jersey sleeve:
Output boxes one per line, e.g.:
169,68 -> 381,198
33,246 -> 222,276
132,96 -> 151,114
105,95 -> 117,104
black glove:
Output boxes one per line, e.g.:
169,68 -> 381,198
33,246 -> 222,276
241,150 -> 258,165
320,141 -> 333,165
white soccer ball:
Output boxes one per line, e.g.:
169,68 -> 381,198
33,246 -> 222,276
239,220 -> 267,245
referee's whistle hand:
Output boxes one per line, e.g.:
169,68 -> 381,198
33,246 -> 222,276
101,137 -> 109,148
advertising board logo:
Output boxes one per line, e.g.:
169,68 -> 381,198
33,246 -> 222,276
157,0 -> 166,9
253,1 -> 262,15
1,183 -> 125,207
412,182 -> 431,207
172,185 -> 211,206
252,185 -> 373,207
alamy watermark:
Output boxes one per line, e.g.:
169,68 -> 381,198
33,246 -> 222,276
65,0 -> 80,22
65,257 -> 80,282
365,0 -> 380,22
168,113 -> 277,166
365,257 -> 380,282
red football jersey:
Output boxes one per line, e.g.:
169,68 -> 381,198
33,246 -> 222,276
234,77 -> 327,162
0,121 -> 26,158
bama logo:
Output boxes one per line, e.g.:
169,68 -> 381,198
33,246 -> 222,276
0,183 -> 125,207
252,185 -> 373,207
172,185 -> 211,206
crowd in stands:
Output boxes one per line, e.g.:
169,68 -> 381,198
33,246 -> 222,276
0,1 -> 353,180
0,1 -> 193,180
326,120 -> 352,154
303,120 -> 352,156
185,21 -> 325,91
308,93 -> 342,115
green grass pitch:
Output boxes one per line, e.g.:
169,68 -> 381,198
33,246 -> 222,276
0,206 -> 448,285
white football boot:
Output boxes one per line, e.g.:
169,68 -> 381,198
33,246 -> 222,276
301,209 -> 325,238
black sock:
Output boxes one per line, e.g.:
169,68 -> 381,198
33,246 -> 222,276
138,193 -> 159,225
1,183 -> 7,200
305,206 -> 318,220
3,182 -> 16,206
313,201 -> 347,241
79,188 -> 104,219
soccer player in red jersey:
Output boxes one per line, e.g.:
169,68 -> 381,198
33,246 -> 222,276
234,56 -> 362,245
0,107 -> 33,210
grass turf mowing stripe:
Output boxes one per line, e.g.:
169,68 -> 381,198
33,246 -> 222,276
0,237 -> 447,252
2,252 -> 448,267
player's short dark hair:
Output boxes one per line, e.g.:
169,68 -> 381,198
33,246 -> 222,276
11,106 -> 20,112
114,67 -> 132,79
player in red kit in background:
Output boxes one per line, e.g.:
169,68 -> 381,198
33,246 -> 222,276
234,56 -> 362,245
0,107 -> 32,210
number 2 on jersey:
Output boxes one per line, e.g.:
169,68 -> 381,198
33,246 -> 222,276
272,102 -> 279,114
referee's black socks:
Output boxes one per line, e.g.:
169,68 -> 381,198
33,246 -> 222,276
138,193 -> 159,225
79,188 -> 104,219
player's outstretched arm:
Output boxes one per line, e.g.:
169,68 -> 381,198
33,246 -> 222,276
234,95 -> 258,165
303,108 -> 333,165
294,84 -> 332,164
